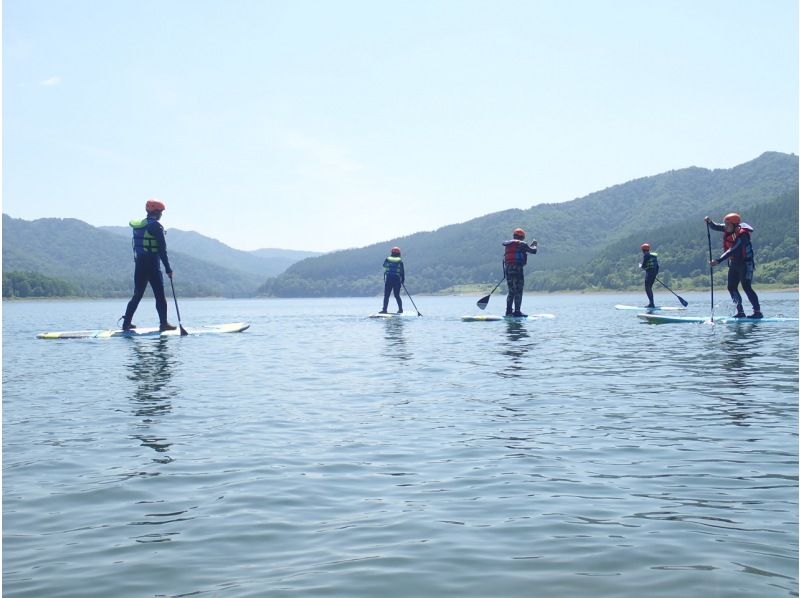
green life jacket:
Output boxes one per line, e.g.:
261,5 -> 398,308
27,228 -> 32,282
383,256 -> 403,277
642,252 -> 658,270
130,218 -> 160,257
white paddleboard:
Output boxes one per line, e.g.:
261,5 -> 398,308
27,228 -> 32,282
461,313 -> 555,322
615,304 -> 686,311
37,322 -> 250,339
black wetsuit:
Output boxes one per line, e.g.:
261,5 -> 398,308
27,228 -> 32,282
382,256 -> 404,313
123,217 -> 172,327
503,239 -> 537,315
640,251 -> 659,307
708,221 -> 760,315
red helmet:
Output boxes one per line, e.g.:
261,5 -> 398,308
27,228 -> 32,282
391,247 -> 401,255
723,212 -> 741,225
640,243 -> 651,251
146,198 -> 166,212
513,228 -> 526,239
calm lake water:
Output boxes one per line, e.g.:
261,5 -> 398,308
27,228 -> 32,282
3,292 -> 798,597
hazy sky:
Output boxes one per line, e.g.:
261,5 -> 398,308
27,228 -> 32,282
4,0 -> 798,252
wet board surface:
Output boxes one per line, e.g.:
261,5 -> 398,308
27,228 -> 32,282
37,322 -> 250,339
615,304 -> 686,311
461,313 -> 556,322
368,313 -> 419,319
637,314 -> 798,325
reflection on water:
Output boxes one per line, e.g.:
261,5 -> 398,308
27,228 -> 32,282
125,337 -> 191,544
126,337 -> 176,462
498,321 -> 532,379
382,318 -> 411,362
718,324 -> 765,380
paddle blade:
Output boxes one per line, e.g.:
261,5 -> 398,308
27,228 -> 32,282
476,295 -> 490,310
678,297 -> 689,307
179,325 -> 189,336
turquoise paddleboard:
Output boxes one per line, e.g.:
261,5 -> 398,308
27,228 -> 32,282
615,304 -> 686,311
461,313 -> 555,322
37,322 -> 250,339
637,314 -> 798,325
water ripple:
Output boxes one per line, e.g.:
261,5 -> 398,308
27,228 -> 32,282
3,294 -> 797,597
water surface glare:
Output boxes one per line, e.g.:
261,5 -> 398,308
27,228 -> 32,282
3,293 -> 798,597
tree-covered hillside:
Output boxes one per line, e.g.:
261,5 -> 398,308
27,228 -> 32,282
3,216 -> 267,297
259,152 -> 799,296
5,152 -> 797,299
101,226 -> 322,278
529,190 -> 799,292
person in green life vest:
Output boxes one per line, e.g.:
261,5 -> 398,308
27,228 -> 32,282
503,228 -> 537,316
639,243 -> 659,308
120,199 -> 177,332
379,246 -> 404,314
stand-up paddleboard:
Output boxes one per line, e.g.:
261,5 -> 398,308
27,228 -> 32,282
637,313 -> 798,325
37,322 -> 250,339
368,312 -> 417,319
615,304 -> 686,311
461,313 -> 555,322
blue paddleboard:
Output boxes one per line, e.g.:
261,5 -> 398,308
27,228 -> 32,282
637,314 -> 797,325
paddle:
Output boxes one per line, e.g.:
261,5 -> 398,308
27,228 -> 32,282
169,275 -> 189,336
477,265 -> 506,310
401,282 -> 422,316
654,277 -> 688,307
706,221 -> 715,322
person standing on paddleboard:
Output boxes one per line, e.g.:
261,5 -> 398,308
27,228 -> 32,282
639,243 -> 659,308
503,228 -> 538,317
705,213 -> 763,318
379,247 -> 404,314
120,199 -> 177,331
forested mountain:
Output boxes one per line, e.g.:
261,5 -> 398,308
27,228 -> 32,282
101,226 -> 321,279
4,152 -> 797,299
2,216 -> 316,298
259,151 -> 799,297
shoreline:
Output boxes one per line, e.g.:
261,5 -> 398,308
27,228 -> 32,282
5,287 -> 798,301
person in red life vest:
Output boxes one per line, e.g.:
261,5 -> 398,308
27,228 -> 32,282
120,199 -> 178,331
639,243 -> 659,308
502,228 -> 538,317
705,212 -> 762,318
379,246 -> 405,314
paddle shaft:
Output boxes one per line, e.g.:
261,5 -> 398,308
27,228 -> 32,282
654,277 -> 688,307
476,263 -> 508,309
487,276 -> 505,296
169,276 -> 189,335
706,221 -> 715,322
401,281 -> 422,316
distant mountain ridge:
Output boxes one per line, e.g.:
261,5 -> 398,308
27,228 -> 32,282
259,151 -> 799,296
4,151 -> 797,298
3,216 -> 320,297
100,226 -> 321,279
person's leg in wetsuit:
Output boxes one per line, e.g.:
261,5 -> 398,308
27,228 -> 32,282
122,259 -> 151,330
644,269 -> 657,308
505,266 -> 525,316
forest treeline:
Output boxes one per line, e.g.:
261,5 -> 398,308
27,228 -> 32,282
2,215 -> 317,298
4,152 -> 798,298
258,152 -> 799,297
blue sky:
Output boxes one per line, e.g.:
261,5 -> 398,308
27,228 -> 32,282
3,0 -> 798,252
